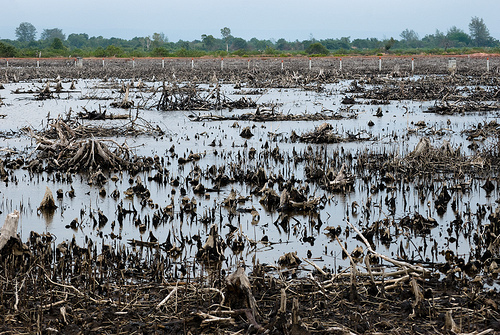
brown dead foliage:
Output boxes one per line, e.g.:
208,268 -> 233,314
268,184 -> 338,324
298,122 -> 371,144
23,118 -> 165,174
189,106 -> 352,122
425,101 -> 500,114
0,214 -> 499,334
0,56 -> 497,86
156,83 -> 256,111
2,56 -> 500,334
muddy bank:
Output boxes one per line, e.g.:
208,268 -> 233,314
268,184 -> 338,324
2,55 -> 499,83
1,218 -> 499,334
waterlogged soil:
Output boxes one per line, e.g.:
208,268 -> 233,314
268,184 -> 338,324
1,56 -> 500,334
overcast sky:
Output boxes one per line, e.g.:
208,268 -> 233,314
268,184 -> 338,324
1,0 -> 500,42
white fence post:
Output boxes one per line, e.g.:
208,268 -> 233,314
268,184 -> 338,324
448,58 -> 457,73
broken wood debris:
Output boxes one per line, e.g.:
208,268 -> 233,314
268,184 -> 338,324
157,82 -> 256,111
188,107 -> 351,122
299,122 -> 371,144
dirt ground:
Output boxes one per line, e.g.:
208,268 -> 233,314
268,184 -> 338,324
1,54 -> 498,81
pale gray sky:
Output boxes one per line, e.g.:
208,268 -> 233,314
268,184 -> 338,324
1,0 -> 499,42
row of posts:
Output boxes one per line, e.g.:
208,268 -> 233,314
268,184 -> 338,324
0,57 -> 494,72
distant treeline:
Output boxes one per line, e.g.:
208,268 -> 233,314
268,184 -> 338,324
1,18 -> 499,58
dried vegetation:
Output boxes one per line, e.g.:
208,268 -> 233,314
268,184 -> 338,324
1,56 -> 500,334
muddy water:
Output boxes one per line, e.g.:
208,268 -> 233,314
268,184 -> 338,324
0,77 -> 498,275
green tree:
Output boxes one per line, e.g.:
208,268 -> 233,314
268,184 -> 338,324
400,29 -> 420,48
231,37 -> 247,51
469,17 -> 492,47
88,36 -> 107,48
291,39 -> 304,50
93,46 -> 106,57
221,27 -> 231,52
306,42 -> 329,55
0,41 -> 16,57
338,37 -> 351,50
151,47 -> 170,57
201,34 -> 217,51
152,32 -> 167,48
51,38 -> 64,50
15,22 -> 37,42
352,38 -> 370,49
176,40 -> 190,50
144,36 -> 151,50
276,38 -> 291,51
248,37 -> 272,51
41,28 -> 65,42
433,29 -> 448,49
67,33 -> 89,48
447,26 -> 470,47
352,38 -> 381,50
264,46 -> 278,55
384,37 -> 395,51
104,45 -> 123,57
321,37 -> 350,50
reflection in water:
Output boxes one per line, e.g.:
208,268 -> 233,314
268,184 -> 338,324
39,208 -> 55,226
1,79 -> 499,273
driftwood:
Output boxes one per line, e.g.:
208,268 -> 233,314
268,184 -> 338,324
0,159 -> 6,179
278,251 -> 302,267
188,108 -> 349,122
410,137 -> 432,157
35,82 -> 53,100
78,106 -> 129,120
38,187 -> 57,211
64,138 -> 129,172
156,286 -> 178,310
347,220 -> 427,275
35,117 -> 163,141
196,224 -> 225,263
259,187 -> 281,210
110,84 -> 134,109
157,83 -> 256,111
398,136 -> 470,176
0,211 -> 20,251
29,119 -> 133,173
225,267 -> 258,320
444,310 -> 460,333
299,122 -> 370,144
278,188 -> 320,213
328,162 -> 355,192
239,126 -> 253,138
425,101 -> 500,115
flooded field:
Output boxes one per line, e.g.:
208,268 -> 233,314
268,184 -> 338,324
1,56 -> 500,334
